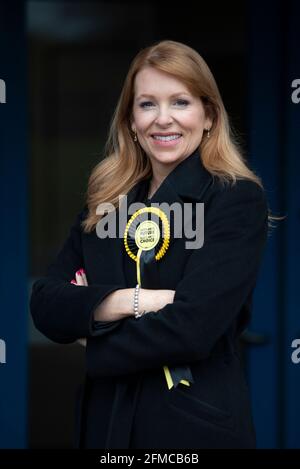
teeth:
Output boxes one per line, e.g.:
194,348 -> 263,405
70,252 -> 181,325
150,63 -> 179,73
153,134 -> 181,141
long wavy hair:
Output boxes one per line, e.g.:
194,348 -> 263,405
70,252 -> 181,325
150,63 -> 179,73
82,39 -> 281,233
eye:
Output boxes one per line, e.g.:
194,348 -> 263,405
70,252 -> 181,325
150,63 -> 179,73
139,101 -> 154,108
175,99 -> 190,106
138,99 -> 190,109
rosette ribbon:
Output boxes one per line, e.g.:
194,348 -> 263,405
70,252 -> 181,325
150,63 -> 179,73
123,206 -> 194,390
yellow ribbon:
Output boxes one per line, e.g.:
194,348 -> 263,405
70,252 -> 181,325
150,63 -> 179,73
136,248 -> 190,390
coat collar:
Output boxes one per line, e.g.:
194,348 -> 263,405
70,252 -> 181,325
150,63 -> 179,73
124,147 -> 214,253
127,147 -> 213,207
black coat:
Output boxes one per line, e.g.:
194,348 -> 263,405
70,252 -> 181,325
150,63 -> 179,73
30,148 -> 268,449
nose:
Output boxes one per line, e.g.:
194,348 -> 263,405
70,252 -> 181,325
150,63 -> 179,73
154,105 -> 173,126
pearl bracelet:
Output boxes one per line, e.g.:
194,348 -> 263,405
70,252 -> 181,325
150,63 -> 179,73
134,284 -> 146,319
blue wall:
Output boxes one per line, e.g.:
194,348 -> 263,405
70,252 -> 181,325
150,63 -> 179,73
247,0 -> 300,449
0,1 -> 28,448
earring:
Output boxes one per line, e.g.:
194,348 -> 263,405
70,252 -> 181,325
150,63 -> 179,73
133,130 -> 137,142
206,128 -> 211,139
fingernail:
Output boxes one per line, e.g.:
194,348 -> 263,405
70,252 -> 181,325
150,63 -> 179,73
76,270 -> 82,276
80,268 -> 85,274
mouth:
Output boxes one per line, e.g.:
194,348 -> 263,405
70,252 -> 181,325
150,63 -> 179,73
150,132 -> 182,146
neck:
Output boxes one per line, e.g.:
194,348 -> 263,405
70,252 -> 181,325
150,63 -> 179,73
147,153 -> 191,197
148,174 -> 165,198
148,164 -> 175,198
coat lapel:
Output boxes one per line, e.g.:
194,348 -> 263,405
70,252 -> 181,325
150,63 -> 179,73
121,148 -> 214,289
124,147 -> 213,250
149,147 -> 213,249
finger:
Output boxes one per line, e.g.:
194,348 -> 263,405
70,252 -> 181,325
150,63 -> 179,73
78,268 -> 88,286
81,271 -> 88,286
75,271 -> 84,286
70,279 -> 77,285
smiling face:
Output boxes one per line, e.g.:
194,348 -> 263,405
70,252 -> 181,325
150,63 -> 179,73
131,66 -> 212,176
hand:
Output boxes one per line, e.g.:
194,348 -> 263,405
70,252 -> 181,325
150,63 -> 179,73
140,288 -> 175,313
71,268 -> 88,287
154,289 -> 175,311
70,268 -> 87,347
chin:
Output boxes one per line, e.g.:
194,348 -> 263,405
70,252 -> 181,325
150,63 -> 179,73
153,157 -> 180,167
151,150 -> 182,163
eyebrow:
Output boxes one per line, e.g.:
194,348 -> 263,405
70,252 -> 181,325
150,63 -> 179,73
135,92 -> 191,100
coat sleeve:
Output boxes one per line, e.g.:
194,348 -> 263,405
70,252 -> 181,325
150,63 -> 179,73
85,179 -> 269,378
29,207 -> 125,344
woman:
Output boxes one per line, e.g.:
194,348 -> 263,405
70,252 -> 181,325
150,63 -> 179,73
30,40 -> 270,449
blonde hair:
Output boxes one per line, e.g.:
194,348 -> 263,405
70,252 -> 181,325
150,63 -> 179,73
82,39 -> 283,233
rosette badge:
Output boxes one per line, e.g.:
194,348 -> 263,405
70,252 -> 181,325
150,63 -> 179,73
124,206 -> 194,390
124,206 -> 170,282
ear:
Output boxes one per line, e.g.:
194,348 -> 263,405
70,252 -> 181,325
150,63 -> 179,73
129,112 -> 135,132
204,116 -> 213,131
